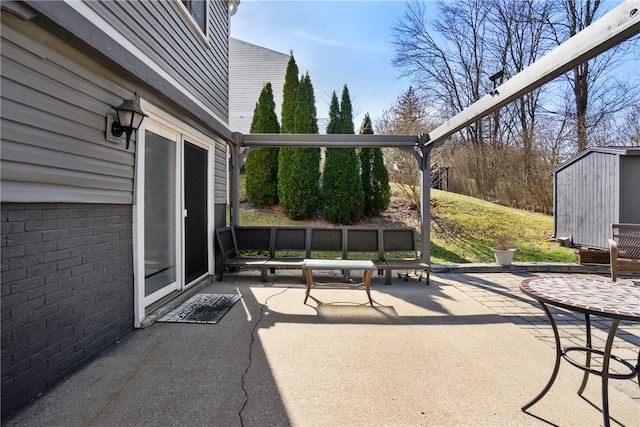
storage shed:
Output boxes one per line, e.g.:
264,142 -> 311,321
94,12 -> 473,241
550,146 -> 640,249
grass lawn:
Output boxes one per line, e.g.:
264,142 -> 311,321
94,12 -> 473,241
236,176 -> 575,264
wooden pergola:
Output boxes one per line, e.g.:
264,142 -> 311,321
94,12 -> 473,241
228,0 -> 640,264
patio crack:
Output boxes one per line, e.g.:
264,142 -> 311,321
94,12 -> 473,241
238,284 -> 296,427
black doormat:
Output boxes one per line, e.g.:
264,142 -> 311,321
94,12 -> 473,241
158,293 -> 242,324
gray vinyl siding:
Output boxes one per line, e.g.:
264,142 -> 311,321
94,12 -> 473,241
214,140 -> 228,205
1,12 -> 135,204
2,1 -> 232,204
552,147 -> 640,249
85,0 -> 229,123
229,38 -> 289,133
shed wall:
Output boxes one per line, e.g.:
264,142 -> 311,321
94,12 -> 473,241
619,155 -> 640,224
554,151 -> 618,248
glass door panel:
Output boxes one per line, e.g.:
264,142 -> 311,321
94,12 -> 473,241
144,130 -> 177,298
184,141 -> 209,284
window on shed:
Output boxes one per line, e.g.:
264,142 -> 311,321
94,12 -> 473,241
182,0 -> 207,33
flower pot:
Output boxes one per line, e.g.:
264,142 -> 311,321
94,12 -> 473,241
492,248 -> 516,266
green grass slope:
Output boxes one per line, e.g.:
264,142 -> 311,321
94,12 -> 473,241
430,189 -> 574,264
236,175 -> 575,264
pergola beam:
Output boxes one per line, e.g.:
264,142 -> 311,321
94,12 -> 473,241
426,0 -> 640,146
242,133 -> 420,148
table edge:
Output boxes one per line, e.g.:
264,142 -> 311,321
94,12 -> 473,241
519,277 -> 640,321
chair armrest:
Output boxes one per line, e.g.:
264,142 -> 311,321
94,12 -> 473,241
608,238 -> 618,264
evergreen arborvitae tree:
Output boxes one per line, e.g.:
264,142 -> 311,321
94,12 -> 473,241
322,85 -> 364,224
294,72 -> 319,134
326,91 -> 340,135
278,72 -> 321,220
245,83 -> 280,206
281,53 -> 299,134
359,113 -> 390,216
338,85 -> 355,134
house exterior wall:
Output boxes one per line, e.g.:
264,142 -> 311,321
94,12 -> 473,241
85,1 -> 229,124
1,12 -> 135,203
229,38 -> 289,133
1,203 -> 133,419
1,0 -> 233,418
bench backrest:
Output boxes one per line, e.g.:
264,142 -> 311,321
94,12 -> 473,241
345,228 -> 383,260
272,227 -> 307,257
233,226 -> 272,255
611,223 -> 640,260
215,227 -> 238,262
309,227 -> 344,258
381,228 -> 418,259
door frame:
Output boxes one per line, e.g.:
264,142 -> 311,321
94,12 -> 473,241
133,99 -> 215,327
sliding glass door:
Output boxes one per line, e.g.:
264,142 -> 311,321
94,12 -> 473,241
144,130 -> 178,300
184,141 -> 209,284
134,107 -> 215,325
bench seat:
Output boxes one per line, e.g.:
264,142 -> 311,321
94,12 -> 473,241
216,225 -> 430,285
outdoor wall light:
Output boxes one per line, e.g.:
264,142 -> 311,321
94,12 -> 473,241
109,98 -> 148,149
228,0 -> 240,16
488,69 -> 504,97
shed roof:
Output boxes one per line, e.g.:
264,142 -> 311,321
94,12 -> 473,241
549,146 -> 640,175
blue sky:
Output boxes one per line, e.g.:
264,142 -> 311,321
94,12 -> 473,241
230,0 -> 634,131
230,1 -> 420,128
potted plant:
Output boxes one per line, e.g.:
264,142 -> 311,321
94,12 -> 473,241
492,233 -> 516,266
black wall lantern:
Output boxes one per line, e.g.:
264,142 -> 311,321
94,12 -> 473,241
110,98 -> 148,149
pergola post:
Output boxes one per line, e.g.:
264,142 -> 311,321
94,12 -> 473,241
420,143 -> 431,265
401,134 -> 434,264
230,132 -> 242,226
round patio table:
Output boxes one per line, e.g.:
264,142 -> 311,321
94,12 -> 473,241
519,277 -> 640,427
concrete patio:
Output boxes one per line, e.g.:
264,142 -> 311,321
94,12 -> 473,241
5,271 -> 639,427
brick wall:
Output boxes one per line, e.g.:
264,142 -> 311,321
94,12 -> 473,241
1,203 -> 134,419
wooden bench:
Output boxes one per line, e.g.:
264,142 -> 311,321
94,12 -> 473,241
215,225 -> 430,285
609,223 -> 640,281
